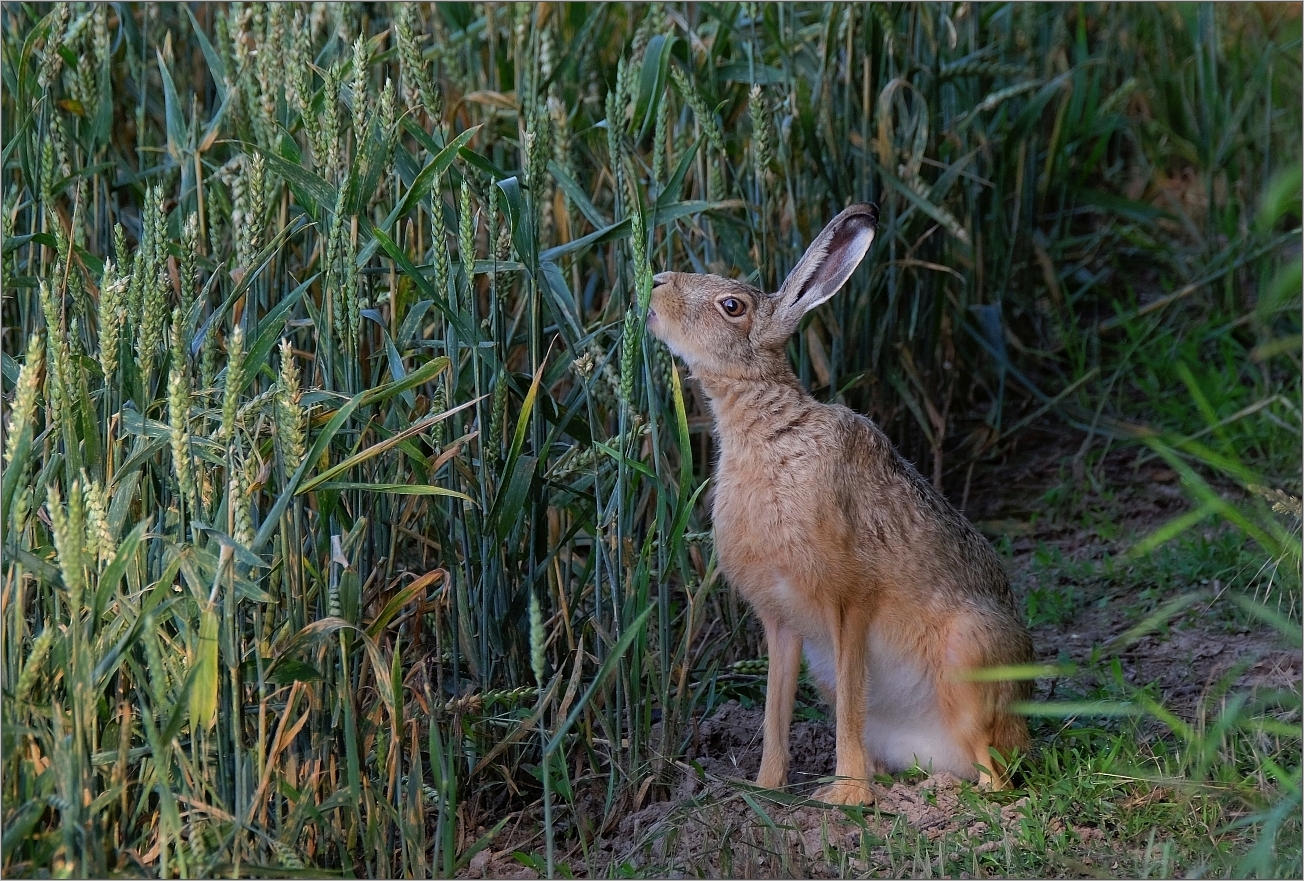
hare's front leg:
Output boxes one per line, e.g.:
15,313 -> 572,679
756,615 -> 802,790
812,609 -> 874,805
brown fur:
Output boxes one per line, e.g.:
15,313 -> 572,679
648,203 -> 1034,805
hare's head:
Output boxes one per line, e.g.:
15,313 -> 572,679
648,203 -> 878,381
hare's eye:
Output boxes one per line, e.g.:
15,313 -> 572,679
719,297 -> 747,318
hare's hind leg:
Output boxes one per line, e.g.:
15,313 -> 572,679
978,688 -> 1031,790
934,674 -> 992,782
937,623 -> 1027,789
756,615 -> 802,790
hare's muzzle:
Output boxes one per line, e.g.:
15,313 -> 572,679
647,273 -> 674,336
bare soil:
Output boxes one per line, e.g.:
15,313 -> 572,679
465,433 -> 1301,878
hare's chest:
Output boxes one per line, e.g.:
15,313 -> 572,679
711,453 -> 822,596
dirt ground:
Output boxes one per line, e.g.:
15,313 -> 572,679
464,432 -> 1301,879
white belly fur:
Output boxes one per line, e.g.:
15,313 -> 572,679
803,630 -> 974,778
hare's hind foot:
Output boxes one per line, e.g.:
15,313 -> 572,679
812,778 -> 875,806
972,750 -> 1006,791
971,734 -> 1025,790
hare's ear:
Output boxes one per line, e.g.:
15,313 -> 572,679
773,203 -> 878,328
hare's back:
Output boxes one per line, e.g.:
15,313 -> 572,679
832,411 -> 1020,605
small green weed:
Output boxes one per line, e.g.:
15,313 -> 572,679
1025,581 -> 1084,629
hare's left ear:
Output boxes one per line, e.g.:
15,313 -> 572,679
773,203 -> 878,330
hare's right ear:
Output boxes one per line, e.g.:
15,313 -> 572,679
772,203 -> 878,332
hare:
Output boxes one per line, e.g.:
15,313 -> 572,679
647,203 -> 1034,805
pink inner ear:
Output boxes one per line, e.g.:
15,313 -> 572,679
774,208 -> 877,320
808,219 -> 875,300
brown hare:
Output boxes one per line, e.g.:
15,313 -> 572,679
647,203 -> 1034,805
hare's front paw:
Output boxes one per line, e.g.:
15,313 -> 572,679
812,779 -> 874,806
